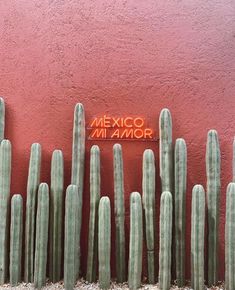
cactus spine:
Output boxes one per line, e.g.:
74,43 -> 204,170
98,197 -> 111,289
206,129 -> 220,285
0,139 -> 11,284
225,182 -> 235,290
24,143 -> 41,282
159,191 -> 172,290
71,103 -> 85,278
191,185 -> 205,290
128,192 -> 143,290
142,149 -> 155,284
86,145 -> 100,282
113,143 -> 126,282
174,138 -> 187,286
159,108 -> 173,193
10,194 -> 23,286
34,183 -> 49,289
64,185 -> 79,290
0,97 -> 5,141
49,150 -> 64,282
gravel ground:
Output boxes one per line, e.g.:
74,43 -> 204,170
0,280 -> 225,289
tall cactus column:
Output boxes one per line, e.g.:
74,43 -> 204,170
64,185 -> 79,290
225,183 -> 235,290
128,192 -> 143,290
142,149 -> 155,284
24,143 -> 41,282
206,129 -> 221,285
174,138 -> 187,287
159,108 -> 173,193
159,191 -> 173,290
34,183 -> 49,289
98,197 -> 111,290
86,145 -> 100,282
0,140 -> 11,284
191,185 -> 205,290
0,97 -> 5,141
49,150 -> 64,282
113,143 -> 126,283
71,103 -> 85,278
10,194 -> 23,286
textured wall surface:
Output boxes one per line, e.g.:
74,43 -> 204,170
0,0 -> 235,281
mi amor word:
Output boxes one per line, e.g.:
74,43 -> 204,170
88,116 -> 154,140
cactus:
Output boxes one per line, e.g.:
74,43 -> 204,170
233,138 -> 235,182
64,185 -> 79,290
113,143 -> 126,282
86,145 -> 100,282
10,194 -> 23,286
0,139 -> 11,284
191,185 -> 205,290
0,97 -> 5,141
34,183 -> 49,289
174,138 -> 187,287
71,103 -> 85,278
24,143 -> 41,282
159,108 -> 173,193
98,197 -> 111,290
49,149 -> 64,282
142,149 -> 155,284
128,192 -> 143,290
225,182 -> 235,290
159,191 -> 173,290
206,129 -> 221,285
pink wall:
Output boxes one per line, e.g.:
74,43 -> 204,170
0,0 -> 235,281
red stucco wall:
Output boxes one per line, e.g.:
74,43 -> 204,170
0,0 -> 235,281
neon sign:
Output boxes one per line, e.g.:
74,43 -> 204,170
88,116 -> 155,140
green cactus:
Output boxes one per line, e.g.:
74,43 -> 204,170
24,143 -> 41,282
0,139 -> 11,284
86,145 -> 100,282
128,192 -> 143,290
206,129 -> 220,285
191,185 -> 205,290
0,97 -> 5,141
10,194 -> 23,286
64,185 -> 79,290
142,149 -> 155,284
159,108 -> 173,193
233,138 -> 235,182
113,143 -> 126,283
174,138 -> 187,287
98,196 -> 111,290
49,149 -> 64,282
34,183 -> 49,289
71,103 -> 85,278
159,191 -> 172,290
225,182 -> 235,290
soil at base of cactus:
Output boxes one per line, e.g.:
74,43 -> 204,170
0,280 -> 225,289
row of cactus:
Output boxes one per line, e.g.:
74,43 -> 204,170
0,98 -> 235,290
